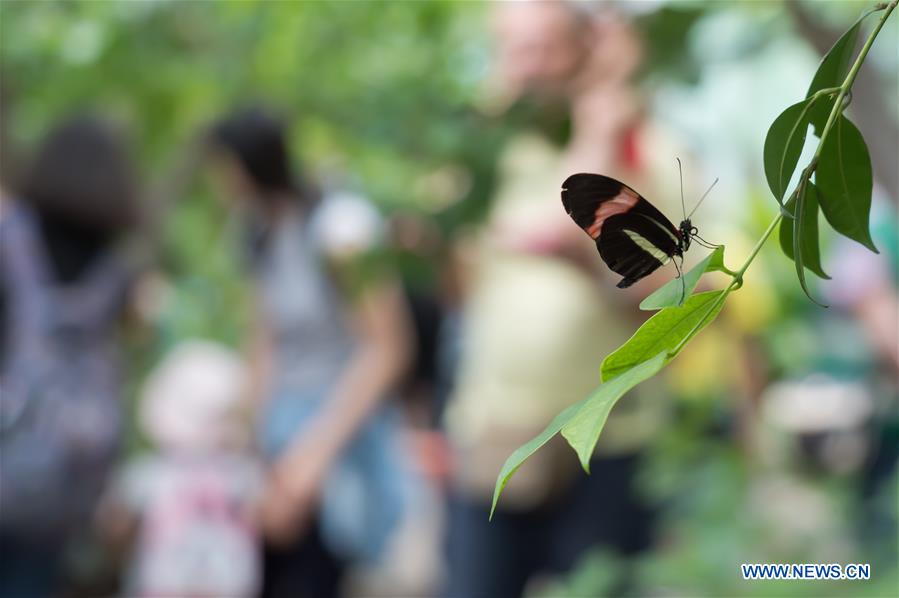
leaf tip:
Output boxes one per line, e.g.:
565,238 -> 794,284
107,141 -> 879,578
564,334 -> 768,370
579,458 -> 591,475
489,489 -> 501,521
489,471 -> 511,521
809,266 -> 832,281
804,290 -> 829,309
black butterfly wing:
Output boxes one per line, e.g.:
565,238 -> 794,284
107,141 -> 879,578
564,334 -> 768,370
598,213 -> 679,287
562,173 -> 632,234
561,173 -> 682,288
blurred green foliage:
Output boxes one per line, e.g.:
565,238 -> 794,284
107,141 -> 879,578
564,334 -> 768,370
539,431 -> 898,597
0,0 -> 510,219
0,0 -> 515,448
0,0 -> 513,347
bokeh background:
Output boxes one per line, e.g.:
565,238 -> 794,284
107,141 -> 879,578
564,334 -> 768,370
1,1 -> 896,597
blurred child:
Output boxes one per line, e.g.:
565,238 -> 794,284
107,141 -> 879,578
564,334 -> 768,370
101,341 -> 263,598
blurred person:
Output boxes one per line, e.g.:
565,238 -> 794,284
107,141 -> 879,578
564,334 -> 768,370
0,116 -> 141,597
825,200 -> 899,374
99,340 -> 263,598
387,211 -> 449,428
442,3 -> 682,596
207,108 -> 413,598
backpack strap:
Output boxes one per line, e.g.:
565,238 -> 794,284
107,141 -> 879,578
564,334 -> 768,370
0,203 -> 53,364
1,204 -> 134,336
52,250 -> 134,332
0,204 -> 136,397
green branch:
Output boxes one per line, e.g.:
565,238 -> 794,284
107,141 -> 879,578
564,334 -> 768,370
670,0 -> 896,354
491,1 -> 897,516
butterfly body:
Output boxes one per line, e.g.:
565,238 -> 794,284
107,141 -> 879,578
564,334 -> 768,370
562,173 -> 695,288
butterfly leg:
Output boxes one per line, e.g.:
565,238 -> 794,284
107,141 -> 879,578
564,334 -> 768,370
673,255 -> 685,305
692,233 -> 721,249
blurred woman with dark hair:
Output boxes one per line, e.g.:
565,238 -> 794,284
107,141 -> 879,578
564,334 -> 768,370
0,116 -> 141,598
208,108 -> 413,598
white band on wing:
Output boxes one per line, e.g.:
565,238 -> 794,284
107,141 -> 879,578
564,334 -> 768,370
623,230 -> 672,265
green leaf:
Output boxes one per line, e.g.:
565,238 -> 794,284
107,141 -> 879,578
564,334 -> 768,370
640,246 -> 727,310
800,185 -> 829,280
561,352 -> 668,472
489,398 -> 586,519
816,115 -> 878,253
763,100 -> 813,210
806,17 -> 863,134
706,245 -> 727,271
789,183 -> 829,306
779,183 -> 830,280
601,290 -> 727,382
780,195 -> 797,260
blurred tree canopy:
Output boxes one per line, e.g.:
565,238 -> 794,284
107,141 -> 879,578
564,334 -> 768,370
0,2 -> 539,447
6,1 -> 890,222
0,0 -> 513,355
2,0 -> 894,346
0,0 -> 510,227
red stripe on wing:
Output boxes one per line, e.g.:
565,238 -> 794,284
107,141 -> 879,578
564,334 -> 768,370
585,187 -> 640,239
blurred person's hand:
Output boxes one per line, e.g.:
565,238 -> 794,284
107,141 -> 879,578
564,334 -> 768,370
259,486 -> 300,547
566,83 -> 641,173
406,428 -> 454,483
94,492 -> 139,549
259,446 -> 330,546
565,11 -> 643,173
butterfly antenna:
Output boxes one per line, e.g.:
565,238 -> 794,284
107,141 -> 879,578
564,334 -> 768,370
687,177 -> 719,220
676,157 -> 686,221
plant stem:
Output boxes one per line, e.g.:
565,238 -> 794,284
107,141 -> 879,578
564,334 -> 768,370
668,1 -> 896,357
736,0 -> 894,277
735,213 -> 783,280
815,1 -> 896,160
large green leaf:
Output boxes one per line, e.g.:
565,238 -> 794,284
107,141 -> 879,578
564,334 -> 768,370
601,291 -> 726,382
640,246 -> 727,310
763,100 -> 813,209
561,352 -> 668,472
815,115 -> 878,253
805,17 -> 863,134
489,398 -> 586,519
779,183 -> 830,280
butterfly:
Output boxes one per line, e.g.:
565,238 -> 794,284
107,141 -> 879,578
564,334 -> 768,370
561,160 -> 717,290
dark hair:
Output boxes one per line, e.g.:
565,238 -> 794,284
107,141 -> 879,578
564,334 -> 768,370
211,108 -> 302,199
22,116 -> 138,235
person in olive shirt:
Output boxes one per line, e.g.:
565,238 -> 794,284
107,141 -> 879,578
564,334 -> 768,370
443,4 -> 671,596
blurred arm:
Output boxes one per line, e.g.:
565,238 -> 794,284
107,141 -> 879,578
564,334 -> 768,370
296,280 -> 412,461
246,293 -> 274,406
855,287 -> 899,372
262,279 -> 412,541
